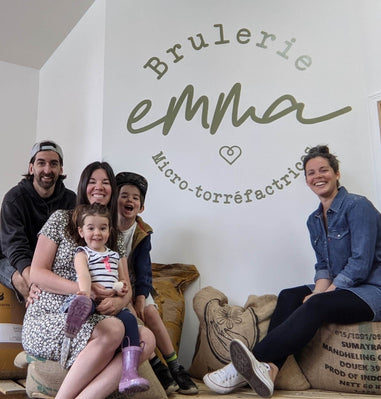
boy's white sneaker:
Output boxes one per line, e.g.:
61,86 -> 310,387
203,362 -> 247,394
230,339 -> 274,398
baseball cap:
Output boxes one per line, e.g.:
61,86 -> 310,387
116,172 -> 148,198
30,141 -> 64,164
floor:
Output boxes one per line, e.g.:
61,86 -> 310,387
170,381 -> 375,399
0,379 -> 376,399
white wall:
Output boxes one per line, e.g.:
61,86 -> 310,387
0,61 -> 39,201
2,0 -> 381,368
360,0 -> 381,207
100,0 -> 381,366
36,0 -> 106,192
361,0 -> 381,94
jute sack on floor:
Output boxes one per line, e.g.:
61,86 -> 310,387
14,351 -> 167,399
189,286 -> 310,390
298,322 -> 381,394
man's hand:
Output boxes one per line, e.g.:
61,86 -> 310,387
26,283 -> 41,308
12,267 -> 32,303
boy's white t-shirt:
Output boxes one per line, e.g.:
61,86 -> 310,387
122,221 -> 137,257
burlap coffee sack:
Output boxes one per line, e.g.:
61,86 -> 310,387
244,293 -> 309,389
244,292 -> 309,389
298,322 -> 381,394
189,286 -> 309,390
15,351 -> 166,399
151,263 -> 200,354
189,286 -> 269,377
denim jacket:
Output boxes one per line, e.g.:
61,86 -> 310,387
307,187 -> 381,291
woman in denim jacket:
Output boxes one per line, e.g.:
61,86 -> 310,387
204,145 -> 381,398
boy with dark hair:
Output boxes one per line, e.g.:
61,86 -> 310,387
116,171 -> 198,395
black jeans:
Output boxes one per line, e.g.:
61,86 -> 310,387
252,285 -> 374,370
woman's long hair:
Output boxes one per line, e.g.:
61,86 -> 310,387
67,161 -> 119,250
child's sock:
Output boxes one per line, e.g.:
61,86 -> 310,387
150,355 -> 179,393
149,355 -> 162,370
149,355 -> 161,370
164,351 -> 180,373
164,351 -> 198,394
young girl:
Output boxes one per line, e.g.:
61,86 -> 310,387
65,202 -> 149,394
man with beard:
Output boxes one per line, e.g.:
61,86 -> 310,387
0,141 -> 76,302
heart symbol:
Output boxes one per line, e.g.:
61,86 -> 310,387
219,145 -> 242,165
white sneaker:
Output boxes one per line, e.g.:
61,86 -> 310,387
203,362 -> 247,394
230,339 -> 274,398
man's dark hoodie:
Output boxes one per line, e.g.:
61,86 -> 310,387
0,178 -> 76,275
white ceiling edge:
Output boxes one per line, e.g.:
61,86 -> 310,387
0,0 -> 95,69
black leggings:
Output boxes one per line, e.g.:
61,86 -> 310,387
116,308 -> 140,347
252,286 -> 374,370
90,300 -> 140,347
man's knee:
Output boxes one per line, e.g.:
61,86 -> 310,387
0,257 -> 15,289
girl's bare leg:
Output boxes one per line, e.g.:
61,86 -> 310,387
76,325 -> 156,398
77,351 -> 123,399
56,318 -> 124,399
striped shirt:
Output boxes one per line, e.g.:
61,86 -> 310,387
76,246 -> 120,289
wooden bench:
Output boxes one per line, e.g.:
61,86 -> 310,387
0,379 -> 27,398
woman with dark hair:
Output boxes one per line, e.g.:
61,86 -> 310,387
22,161 -> 155,399
204,145 -> 381,398
75,161 -> 118,228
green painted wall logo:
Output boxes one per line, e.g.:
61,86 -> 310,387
125,22 -> 352,205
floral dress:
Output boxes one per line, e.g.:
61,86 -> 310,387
22,210 -> 114,368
